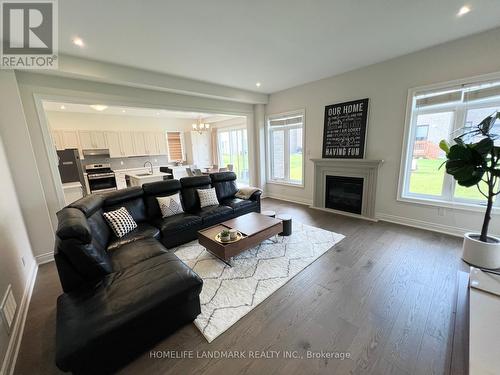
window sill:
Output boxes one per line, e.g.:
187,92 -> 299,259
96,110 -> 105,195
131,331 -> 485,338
267,180 -> 305,188
398,195 -> 499,214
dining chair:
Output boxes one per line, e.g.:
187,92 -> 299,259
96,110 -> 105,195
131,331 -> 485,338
185,168 -> 194,177
227,164 -> 234,171
212,164 -> 218,171
193,168 -> 203,176
219,167 -> 228,172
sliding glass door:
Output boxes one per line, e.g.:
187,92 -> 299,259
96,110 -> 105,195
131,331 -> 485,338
217,128 -> 249,183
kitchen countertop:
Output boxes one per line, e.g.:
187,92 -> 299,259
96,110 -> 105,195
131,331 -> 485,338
126,171 -> 171,179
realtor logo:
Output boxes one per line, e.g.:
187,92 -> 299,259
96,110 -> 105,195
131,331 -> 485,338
1,0 -> 58,69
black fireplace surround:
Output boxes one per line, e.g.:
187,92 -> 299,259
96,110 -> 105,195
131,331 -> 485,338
325,175 -> 363,214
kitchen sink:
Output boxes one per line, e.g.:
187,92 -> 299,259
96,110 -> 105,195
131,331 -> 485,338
136,173 -> 153,176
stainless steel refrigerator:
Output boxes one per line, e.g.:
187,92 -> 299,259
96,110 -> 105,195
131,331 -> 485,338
57,149 -> 86,193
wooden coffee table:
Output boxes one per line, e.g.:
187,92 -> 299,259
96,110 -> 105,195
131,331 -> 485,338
198,212 -> 283,266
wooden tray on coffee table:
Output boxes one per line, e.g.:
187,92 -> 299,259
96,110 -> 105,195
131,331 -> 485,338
198,212 -> 283,266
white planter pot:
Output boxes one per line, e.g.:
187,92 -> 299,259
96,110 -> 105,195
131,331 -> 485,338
462,232 -> 500,269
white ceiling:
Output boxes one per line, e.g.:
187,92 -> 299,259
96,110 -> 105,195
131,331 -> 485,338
42,102 -> 242,121
59,0 -> 500,93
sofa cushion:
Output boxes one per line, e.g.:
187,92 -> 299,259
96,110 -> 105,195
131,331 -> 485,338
210,172 -> 238,201
180,176 -> 211,212
221,197 -> 256,213
197,187 -> 219,208
103,187 -> 147,223
157,193 -> 184,217
56,251 -> 203,373
109,237 -> 166,271
55,208 -> 113,288
107,223 -> 160,251
69,194 -> 104,217
195,205 -> 233,226
143,180 -> 182,219
103,207 -> 138,238
153,213 -> 202,236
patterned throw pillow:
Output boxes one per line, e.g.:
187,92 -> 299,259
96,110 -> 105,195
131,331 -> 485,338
103,207 -> 137,238
197,187 -> 219,208
156,193 -> 184,218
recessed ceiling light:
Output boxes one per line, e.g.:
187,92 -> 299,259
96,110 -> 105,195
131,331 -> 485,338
72,37 -> 84,47
121,109 -> 126,113
457,5 -> 471,16
60,105 -> 65,110
90,104 -> 108,111
256,82 -> 261,87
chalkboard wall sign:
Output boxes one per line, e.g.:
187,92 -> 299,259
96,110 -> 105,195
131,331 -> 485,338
322,98 -> 369,159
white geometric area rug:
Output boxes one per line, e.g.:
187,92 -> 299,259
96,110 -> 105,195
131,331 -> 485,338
173,222 -> 345,343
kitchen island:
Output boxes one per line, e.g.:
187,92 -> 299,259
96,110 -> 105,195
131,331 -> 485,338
126,171 -> 171,187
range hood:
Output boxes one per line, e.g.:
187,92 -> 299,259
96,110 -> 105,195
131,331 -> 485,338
82,149 -> 110,157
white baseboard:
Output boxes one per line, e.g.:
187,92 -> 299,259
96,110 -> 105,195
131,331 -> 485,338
0,262 -> 38,375
262,193 -> 312,206
35,251 -> 54,265
376,212 -> 465,238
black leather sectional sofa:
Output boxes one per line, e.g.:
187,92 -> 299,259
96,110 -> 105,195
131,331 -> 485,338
54,172 -> 261,374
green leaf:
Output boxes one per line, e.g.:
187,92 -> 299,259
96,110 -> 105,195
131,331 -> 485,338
471,138 -> 493,157
439,140 -> 450,154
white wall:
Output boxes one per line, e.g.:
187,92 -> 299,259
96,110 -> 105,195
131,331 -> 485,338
0,135 -> 36,371
265,27 -> 500,236
45,111 -> 194,132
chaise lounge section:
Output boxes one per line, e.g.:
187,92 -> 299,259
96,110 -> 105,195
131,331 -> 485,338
54,172 -> 261,374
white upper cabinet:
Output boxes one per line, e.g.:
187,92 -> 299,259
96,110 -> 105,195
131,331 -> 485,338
51,130 -> 64,150
133,132 -> 147,156
51,127 -> 184,158
156,132 -> 168,156
104,131 -> 122,158
144,132 -> 158,155
119,132 -> 135,156
93,131 -> 107,149
61,130 -> 79,149
78,130 -> 93,149
79,130 -> 107,150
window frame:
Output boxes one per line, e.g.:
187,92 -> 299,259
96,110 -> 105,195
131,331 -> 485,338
266,109 -> 305,187
398,72 -> 500,213
166,131 -> 186,162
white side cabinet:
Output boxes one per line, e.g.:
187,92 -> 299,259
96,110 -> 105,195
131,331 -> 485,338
191,131 -> 212,167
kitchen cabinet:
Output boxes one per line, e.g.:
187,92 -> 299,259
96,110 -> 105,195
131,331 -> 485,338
144,132 -> 158,155
79,130 -> 107,150
120,132 -> 135,156
115,172 -> 127,189
104,131 -> 122,158
61,130 -> 79,149
156,132 -> 168,156
133,132 -> 147,156
51,130 -> 64,150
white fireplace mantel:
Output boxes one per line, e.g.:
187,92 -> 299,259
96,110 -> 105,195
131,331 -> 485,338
310,158 -> 383,220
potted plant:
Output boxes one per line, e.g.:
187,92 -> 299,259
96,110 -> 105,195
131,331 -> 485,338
220,229 -> 231,242
440,111 -> 500,269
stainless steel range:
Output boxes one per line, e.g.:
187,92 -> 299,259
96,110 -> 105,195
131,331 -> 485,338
85,163 -> 117,193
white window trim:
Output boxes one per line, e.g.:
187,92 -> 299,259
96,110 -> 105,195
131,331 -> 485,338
397,71 -> 500,213
266,109 -> 306,187
166,131 -> 186,162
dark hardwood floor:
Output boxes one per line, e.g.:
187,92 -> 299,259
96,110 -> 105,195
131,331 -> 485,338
13,198 -> 467,375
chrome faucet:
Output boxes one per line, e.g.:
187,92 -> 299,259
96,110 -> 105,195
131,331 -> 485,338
144,161 -> 153,174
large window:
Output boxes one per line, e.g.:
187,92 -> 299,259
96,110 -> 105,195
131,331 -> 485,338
400,77 -> 500,207
217,127 -> 249,183
267,110 -> 304,185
